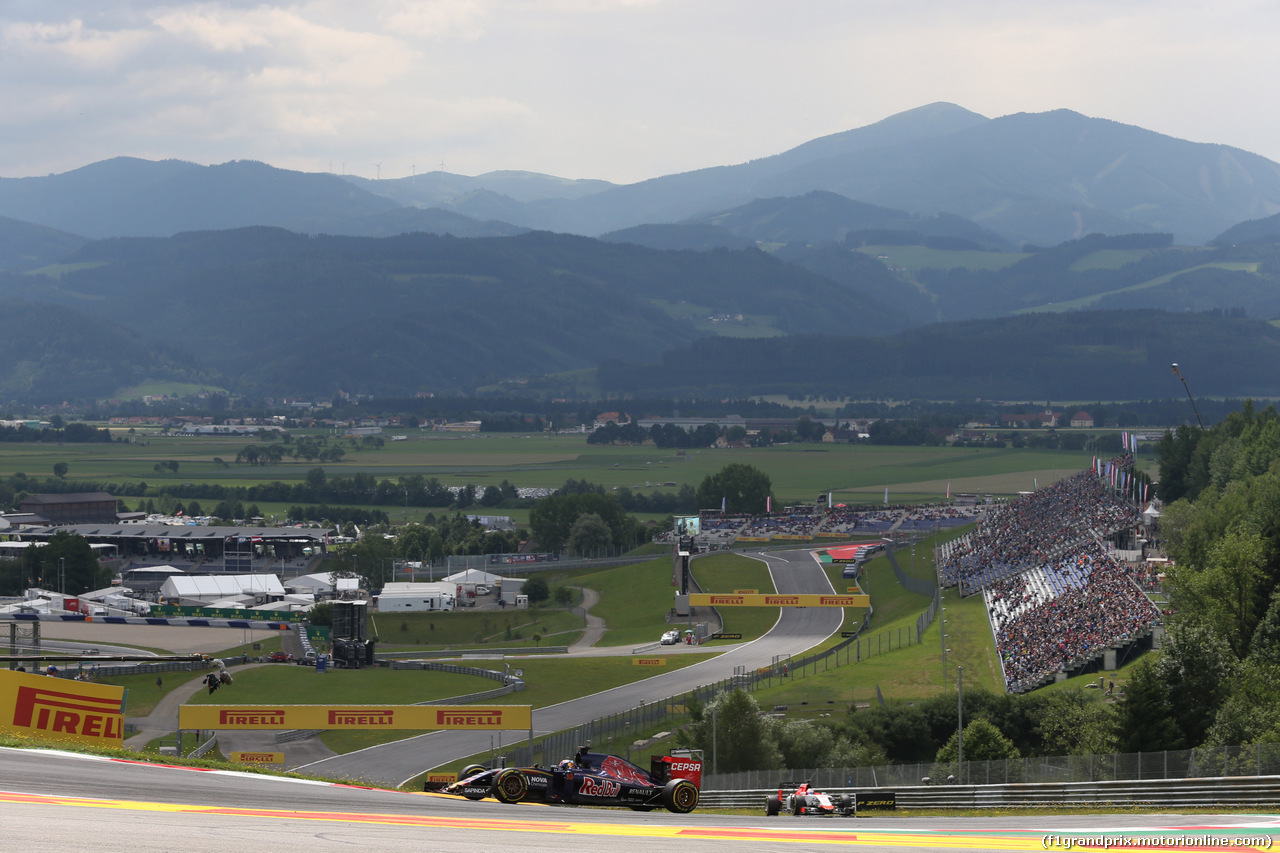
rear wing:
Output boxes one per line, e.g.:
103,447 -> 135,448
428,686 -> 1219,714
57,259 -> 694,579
652,755 -> 703,788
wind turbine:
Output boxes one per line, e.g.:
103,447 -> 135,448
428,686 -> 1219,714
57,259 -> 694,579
375,161 -> 382,180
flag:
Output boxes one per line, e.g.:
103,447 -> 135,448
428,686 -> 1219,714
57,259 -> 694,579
884,487 -> 889,505
946,482 -> 951,499
721,496 -> 726,513
828,492 -> 832,508
1034,478 -> 1038,490
766,496 -> 772,513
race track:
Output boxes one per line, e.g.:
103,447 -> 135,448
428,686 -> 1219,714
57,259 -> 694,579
4,748 -> 1277,853
299,548 -> 842,785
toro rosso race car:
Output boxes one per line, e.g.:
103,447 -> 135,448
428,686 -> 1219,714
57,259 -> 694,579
426,748 -> 702,813
765,780 -> 855,816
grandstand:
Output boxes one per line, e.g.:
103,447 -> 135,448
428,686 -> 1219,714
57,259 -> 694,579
936,455 -> 1160,693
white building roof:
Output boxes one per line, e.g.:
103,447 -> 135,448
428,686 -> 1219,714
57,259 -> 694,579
159,574 -> 285,599
442,569 -> 505,585
380,582 -> 455,596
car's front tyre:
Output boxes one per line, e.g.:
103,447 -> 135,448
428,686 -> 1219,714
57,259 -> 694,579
493,769 -> 529,804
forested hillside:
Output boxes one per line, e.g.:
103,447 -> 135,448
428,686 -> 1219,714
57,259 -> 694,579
598,311 -> 1280,400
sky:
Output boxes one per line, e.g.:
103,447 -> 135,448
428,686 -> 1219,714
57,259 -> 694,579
3,0 -> 1279,185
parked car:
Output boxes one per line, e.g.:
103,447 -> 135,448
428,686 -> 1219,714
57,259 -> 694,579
268,651 -> 289,662
660,629 -> 681,645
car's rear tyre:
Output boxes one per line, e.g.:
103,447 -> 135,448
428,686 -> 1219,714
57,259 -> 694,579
660,778 -> 699,813
838,794 -> 854,815
765,795 -> 781,816
460,764 -> 487,779
493,769 -> 529,804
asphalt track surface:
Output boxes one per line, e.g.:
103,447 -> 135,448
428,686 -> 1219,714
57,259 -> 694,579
5,748 -> 1279,853
299,548 -> 844,785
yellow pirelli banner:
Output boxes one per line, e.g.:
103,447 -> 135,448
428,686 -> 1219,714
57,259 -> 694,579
633,658 -> 666,666
179,704 -> 533,731
230,751 -> 284,764
689,592 -> 870,607
0,669 -> 125,747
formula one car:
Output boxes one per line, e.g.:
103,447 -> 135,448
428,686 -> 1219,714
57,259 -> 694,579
765,781 -> 855,816
426,748 -> 702,813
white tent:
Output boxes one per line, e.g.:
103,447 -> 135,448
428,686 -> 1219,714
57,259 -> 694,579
442,568 -> 505,586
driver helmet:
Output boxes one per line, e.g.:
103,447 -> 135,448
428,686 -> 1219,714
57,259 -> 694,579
557,759 -> 574,771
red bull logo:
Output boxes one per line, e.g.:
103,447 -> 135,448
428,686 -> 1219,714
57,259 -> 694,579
329,710 -> 394,726
12,685 -> 123,740
578,777 -> 621,797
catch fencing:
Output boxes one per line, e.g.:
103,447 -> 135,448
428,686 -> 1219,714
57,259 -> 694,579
701,743 -> 1280,791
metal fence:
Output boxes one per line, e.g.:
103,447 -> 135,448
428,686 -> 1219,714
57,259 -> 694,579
701,744 -> 1280,791
700,775 -> 1280,810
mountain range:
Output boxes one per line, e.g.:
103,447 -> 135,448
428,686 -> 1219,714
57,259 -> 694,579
5,103 -> 1280,404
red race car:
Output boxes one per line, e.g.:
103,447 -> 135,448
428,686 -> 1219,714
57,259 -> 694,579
765,780 -> 855,816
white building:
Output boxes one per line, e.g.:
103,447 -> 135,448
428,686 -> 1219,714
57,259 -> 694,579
158,574 -> 285,607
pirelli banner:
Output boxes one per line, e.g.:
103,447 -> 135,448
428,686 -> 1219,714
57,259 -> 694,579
689,593 -> 870,608
179,704 -> 533,731
0,669 -> 125,747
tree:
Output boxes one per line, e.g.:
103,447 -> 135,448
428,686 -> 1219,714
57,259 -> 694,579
522,576 -> 549,605
695,463 -> 773,514
554,586 -> 575,606
52,461 -> 68,479
22,531 -> 103,594
567,513 -> 613,555
682,689 -> 783,773
934,718 -> 1021,771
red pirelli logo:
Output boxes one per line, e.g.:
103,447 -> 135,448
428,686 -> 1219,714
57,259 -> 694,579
12,685 -> 123,740
436,709 -> 504,727
764,595 -> 799,605
328,709 -> 395,726
708,595 -> 744,605
219,709 -> 286,726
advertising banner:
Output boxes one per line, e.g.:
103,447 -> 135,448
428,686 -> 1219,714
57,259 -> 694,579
632,658 -> 666,666
150,605 -> 306,623
179,704 -> 533,731
0,670 -> 125,747
688,593 -> 870,607
230,751 -> 284,764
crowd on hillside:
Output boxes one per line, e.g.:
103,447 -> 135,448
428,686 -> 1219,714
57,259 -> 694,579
937,460 -> 1139,594
986,541 -> 1159,691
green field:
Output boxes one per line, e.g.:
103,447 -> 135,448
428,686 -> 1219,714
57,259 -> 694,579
1017,261 -> 1261,314
2,431 -> 1097,514
855,245 -> 1027,272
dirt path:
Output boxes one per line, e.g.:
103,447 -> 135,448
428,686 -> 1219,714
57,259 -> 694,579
567,587 -> 605,651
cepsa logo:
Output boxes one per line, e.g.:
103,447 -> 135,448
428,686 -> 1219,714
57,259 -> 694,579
578,777 -> 621,798
669,762 -> 701,772
329,710 -> 394,726
12,685 -> 123,740
219,709 -> 286,726
436,709 -> 503,727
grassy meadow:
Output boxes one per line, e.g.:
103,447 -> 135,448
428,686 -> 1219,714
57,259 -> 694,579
3,429 -> 1098,526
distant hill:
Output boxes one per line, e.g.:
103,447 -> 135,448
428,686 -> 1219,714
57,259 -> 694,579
687,191 -> 1016,251
7,104 -> 1280,248
2,228 -> 909,400
1212,212 -> 1280,247
0,296 -> 210,403
597,310 -> 1280,400
0,215 -> 89,271
599,224 -> 754,251
519,106 -> 1280,245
